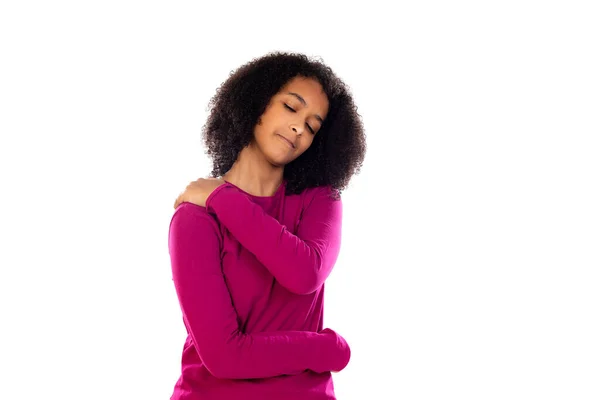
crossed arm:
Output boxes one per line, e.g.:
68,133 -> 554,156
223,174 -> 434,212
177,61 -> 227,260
205,184 -> 343,295
168,203 -> 350,380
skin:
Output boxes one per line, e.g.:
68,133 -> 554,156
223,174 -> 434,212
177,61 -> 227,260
174,75 -> 330,208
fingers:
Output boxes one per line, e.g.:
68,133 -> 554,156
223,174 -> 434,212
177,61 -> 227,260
174,194 -> 182,209
174,178 -> 203,209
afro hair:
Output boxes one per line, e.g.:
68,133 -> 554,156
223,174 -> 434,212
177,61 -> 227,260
202,51 -> 366,195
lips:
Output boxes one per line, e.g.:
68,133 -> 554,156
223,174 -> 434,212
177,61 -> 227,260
277,134 -> 296,149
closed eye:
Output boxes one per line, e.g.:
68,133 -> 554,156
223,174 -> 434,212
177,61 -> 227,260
284,104 -> 316,134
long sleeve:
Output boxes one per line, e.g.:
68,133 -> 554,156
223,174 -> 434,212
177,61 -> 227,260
168,203 -> 350,380
205,184 -> 342,295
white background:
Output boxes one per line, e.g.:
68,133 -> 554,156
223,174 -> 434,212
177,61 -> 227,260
1,1 -> 599,399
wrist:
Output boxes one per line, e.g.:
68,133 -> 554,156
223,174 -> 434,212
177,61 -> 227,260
204,182 -> 230,212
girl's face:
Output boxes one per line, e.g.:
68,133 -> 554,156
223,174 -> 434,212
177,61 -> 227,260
253,76 -> 329,167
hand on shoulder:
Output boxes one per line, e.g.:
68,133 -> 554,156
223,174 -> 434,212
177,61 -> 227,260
173,177 -> 226,209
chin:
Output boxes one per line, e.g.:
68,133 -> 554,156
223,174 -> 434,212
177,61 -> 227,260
264,149 -> 297,167
266,155 -> 291,168
262,149 -> 293,167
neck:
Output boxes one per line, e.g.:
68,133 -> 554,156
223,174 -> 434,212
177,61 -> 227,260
222,142 -> 284,197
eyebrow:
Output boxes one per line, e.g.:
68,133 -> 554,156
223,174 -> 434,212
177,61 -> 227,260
287,92 -> 324,124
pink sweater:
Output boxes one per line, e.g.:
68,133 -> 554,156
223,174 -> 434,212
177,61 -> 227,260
168,181 -> 351,400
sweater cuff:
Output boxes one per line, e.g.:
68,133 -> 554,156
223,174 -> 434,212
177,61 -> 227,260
205,182 -> 234,213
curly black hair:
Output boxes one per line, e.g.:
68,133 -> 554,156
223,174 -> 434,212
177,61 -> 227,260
202,51 -> 366,195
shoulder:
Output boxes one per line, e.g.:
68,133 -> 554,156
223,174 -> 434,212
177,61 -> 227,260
170,202 -> 221,237
303,185 -> 342,204
168,203 -> 223,258
293,185 -> 342,219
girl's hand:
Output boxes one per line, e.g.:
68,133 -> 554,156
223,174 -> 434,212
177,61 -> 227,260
173,178 -> 225,209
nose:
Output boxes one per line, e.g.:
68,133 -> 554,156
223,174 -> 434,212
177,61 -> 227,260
290,124 -> 304,136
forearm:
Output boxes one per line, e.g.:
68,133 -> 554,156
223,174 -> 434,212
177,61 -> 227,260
187,323 -> 350,379
170,203 -> 348,380
205,184 -> 342,294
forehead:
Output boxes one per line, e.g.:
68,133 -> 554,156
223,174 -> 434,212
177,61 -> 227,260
279,76 -> 329,113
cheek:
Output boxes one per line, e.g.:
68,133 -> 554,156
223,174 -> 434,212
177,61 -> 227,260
253,121 -> 270,142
